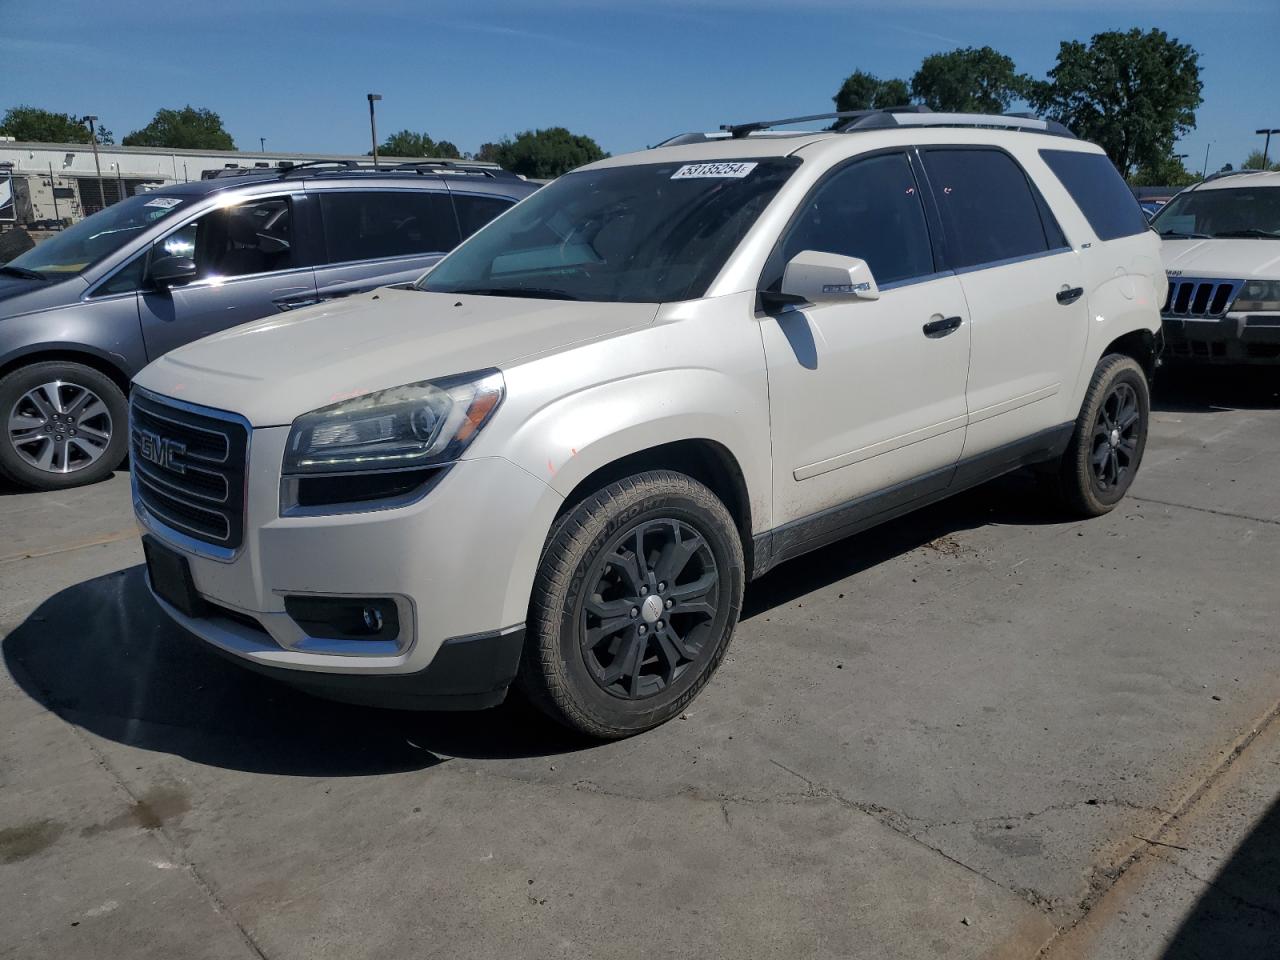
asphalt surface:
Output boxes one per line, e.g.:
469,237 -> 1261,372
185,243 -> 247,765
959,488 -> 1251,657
1,368 -> 1278,959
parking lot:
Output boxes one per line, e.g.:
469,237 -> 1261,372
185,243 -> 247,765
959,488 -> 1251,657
1,368 -> 1278,959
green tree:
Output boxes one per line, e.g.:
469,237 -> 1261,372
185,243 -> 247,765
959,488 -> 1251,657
0,105 -> 112,144
832,70 -> 911,112
1243,150 -> 1278,171
910,46 -> 1027,113
477,127 -> 606,178
1028,29 -> 1202,177
1129,154 -> 1197,187
371,130 -> 460,159
122,106 -> 235,150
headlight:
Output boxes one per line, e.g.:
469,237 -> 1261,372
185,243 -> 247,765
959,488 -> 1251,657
283,369 -> 504,476
1233,280 -> 1280,312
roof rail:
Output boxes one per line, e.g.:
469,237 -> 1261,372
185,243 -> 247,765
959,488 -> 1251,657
709,107 -> 1075,141
388,160 -> 519,180
277,159 -> 363,177
1198,168 -> 1268,185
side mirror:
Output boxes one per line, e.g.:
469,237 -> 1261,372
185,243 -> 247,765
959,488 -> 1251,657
780,250 -> 880,305
149,255 -> 197,288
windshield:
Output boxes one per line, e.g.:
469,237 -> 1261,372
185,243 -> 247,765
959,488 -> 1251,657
8,194 -> 191,277
1152,186 -> 1280,239
419,158 -> 800,303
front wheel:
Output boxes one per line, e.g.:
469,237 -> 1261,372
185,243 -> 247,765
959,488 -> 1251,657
1054,353 -> 1150,517
0,361 -> 128,491
520,470 -> 745,739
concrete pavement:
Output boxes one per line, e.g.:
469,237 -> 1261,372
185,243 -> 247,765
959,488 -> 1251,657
2,368 -> 1278,959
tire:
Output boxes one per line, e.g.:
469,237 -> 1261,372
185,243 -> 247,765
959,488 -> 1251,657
1053,353 -> 1150,517
520,470 -> 745,739
0,361 -> 128,491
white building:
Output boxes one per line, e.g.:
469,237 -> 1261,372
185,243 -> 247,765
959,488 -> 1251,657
0,139 -> 433,226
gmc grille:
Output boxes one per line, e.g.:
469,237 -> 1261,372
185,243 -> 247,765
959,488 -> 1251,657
1161,278 -> 1242,319
130,391 -> 249,551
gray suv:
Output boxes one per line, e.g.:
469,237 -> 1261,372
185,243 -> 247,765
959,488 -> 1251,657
0,160 -> 537,490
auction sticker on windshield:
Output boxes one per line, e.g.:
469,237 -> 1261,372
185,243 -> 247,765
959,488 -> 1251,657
671,162 -> 758,180
144,197 -> 183,209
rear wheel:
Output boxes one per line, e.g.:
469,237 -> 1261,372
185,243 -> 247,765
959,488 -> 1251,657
520,471 -> 745,739
1053,354 -> 1150,517
0,361 -> 128,491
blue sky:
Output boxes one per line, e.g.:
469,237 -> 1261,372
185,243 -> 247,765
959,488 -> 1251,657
2,0 -> 1276,171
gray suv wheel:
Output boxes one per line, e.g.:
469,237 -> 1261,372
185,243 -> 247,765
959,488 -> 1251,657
0,361 -> 128,491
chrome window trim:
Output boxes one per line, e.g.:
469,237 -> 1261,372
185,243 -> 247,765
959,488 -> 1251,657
953,246 -> 1074,276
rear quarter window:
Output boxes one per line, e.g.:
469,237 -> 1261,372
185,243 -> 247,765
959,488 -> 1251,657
1039,150 -> 1149,241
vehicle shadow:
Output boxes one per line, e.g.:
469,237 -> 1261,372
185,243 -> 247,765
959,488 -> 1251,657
1160,791 -> 1280,959
3,470 -> 1067,777
744,469 -> 1063,618
1,564 -> 592,776
1152,365 -> 1280,414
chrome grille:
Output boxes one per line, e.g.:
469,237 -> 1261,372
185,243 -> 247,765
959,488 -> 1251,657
1161,278 -> 1242,319
130,390 -> 249,550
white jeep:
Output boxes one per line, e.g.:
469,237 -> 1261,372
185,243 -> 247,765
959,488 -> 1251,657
1153,169 -> 1280,364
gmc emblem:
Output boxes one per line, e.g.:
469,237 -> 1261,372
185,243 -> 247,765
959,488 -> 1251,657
137,429 -> 187,474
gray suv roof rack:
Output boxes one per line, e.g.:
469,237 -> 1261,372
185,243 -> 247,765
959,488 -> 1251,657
388,161 -> 520,181
707,107 -> 1076,141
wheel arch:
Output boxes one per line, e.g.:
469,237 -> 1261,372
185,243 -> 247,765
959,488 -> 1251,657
555,438 -> 758,579
1100,328 -> 1158,381
0,346 -> 133,396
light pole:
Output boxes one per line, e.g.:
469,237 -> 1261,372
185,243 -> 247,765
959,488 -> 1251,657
1256,128 -> 1280,168
260,137 -> 266,153
367,93 -> 382,170
81,114 -> 106,210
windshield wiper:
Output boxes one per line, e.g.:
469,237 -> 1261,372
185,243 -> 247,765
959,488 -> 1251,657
1158,229 -> 1211,239
0,264 -> 49,281
1212,229 -> 1280,240
448,287 -> 582,301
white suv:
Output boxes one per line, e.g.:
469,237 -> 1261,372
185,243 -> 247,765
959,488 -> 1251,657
131,109 -> 1163,738
1152,169 -> 1280,364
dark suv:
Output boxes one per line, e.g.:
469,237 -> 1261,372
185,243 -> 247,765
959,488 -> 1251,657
0,160 -> 538,490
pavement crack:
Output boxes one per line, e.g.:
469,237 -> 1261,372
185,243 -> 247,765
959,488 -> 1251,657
1130,496 -> 1280,527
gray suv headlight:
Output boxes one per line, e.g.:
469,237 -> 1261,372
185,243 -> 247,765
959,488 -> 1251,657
282,369 -> 504,476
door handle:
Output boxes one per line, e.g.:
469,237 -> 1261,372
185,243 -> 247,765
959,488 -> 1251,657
1056,286 -> 1084,305
922,315 -> 963,338
273,295 -> 323,311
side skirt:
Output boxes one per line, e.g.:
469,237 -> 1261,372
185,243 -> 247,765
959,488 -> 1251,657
751,422 -> 1073,578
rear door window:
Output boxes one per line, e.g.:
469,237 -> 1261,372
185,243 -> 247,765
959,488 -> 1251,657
452,194 -> 514,240
1039,150 -> 1148,241
319,191 -> 460,264
921,149 -> 1059,269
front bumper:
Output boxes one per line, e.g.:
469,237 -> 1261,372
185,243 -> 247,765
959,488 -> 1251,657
1161,312 -> 1280,364
136,422 -> 562,709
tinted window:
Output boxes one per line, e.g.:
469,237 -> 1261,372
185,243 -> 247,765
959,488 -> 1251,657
158,196 -> 294,280
320,191 -> 460,264
1040,149 -> 1148,241
922,149 -> 1053,268
421,158 -> 798,303
771,152 -> 934,288
453,194 -> 513,240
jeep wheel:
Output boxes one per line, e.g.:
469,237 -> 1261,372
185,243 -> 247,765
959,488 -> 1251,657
1054,353 -> 1150,517
0,361 -> 128,491
521,470 -> 745,739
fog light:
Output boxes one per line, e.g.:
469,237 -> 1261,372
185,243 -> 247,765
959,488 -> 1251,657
284,596 -> 399,642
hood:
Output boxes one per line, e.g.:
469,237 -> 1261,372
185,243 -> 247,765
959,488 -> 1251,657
0,272 -> 84,315
1161,238 -> 1280,280
134,287 -> 658,426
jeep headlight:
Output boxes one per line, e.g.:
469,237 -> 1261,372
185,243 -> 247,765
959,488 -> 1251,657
283,369 -> 504,476
1233,280 -> 1280,312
